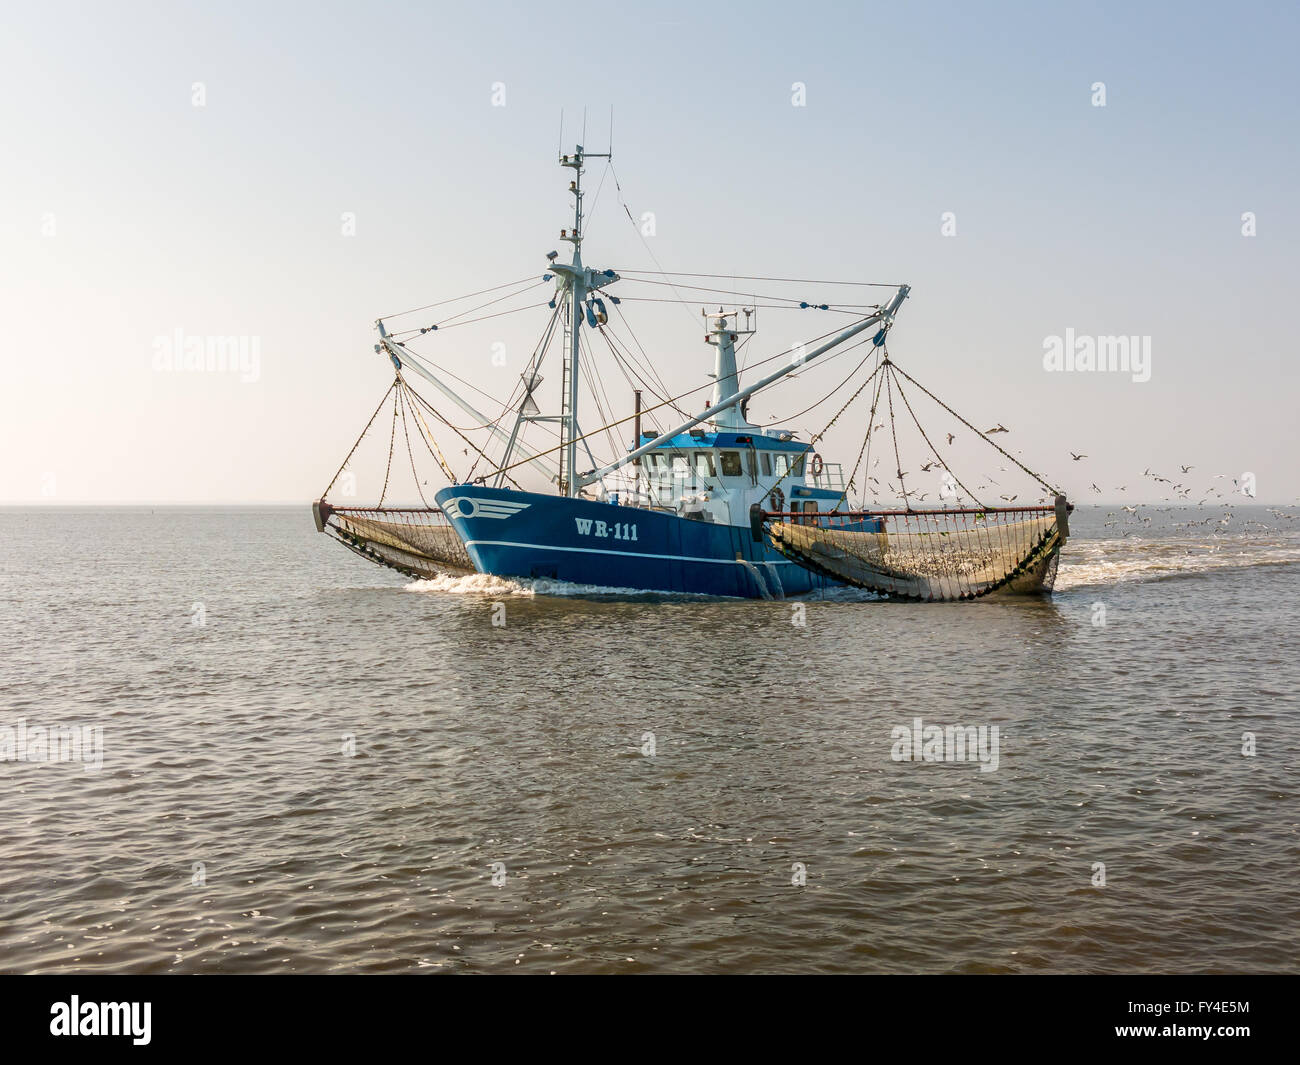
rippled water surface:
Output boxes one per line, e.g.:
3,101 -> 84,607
2,505 -> 1298,973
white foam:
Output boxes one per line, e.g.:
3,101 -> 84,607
401,531 -> 1300,599
404,571 -> 688,598
1056,534 -> 1300,591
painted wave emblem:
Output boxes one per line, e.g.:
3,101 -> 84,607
441,496 -> 532,520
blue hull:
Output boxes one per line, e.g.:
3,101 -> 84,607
434,485 -> 838,598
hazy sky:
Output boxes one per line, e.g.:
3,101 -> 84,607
2,0 -> 1296,505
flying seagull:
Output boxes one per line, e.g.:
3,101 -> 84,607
1070,452 -> 1087,461
986,424 -> 1009,434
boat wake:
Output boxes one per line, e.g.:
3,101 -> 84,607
1056,533 -> 1300,591
399,533 -> 1300,600
403,571 -> 705,599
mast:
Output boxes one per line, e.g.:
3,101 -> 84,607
561,147 -> 582,497
553,145 -> 611,496
707,308 -> 758,431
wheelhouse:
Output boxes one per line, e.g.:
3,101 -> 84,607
625,429 -> 847,524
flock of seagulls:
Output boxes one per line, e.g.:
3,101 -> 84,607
844,420 -> 1299,534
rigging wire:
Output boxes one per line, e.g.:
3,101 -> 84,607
886,362 -> 986,509
744,333 -> 878,428
395,385 -> 432,507
607,304 -> 687,416
321,378 -> 399,499
379,275 -> 539,321
377,384 -> 400,506
389,295 -> 550,338
578,327 -> 623,470
883,366 -> 910,510
597,320 -> 684,421
615,274 -> 882,310
390,342 -> 555,439
400,378 -> 457,483
481,317 -> 881,481
595,326 -> 673,432
842,357 -> 887,507
580,159 -> 613,239
755,358 -> 890,503
608,160 -> 702,332
613,296 -> 868,314
402,382 -> 526,491
615,269 -> 904,289
887,361 -> 1059,495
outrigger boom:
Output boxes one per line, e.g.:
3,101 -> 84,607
375,322 -> 560,481
576,284 -> 911,487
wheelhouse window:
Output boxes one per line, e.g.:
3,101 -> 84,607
791,453 -> 806,477
719,451 -> 742,477
761,452 -> 772,477
694,452 -> 717,478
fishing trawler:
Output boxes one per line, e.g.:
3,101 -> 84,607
314,145 -> 1070,601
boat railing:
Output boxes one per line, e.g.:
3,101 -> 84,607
809,462 -> 846,492
767,509 -> 883,529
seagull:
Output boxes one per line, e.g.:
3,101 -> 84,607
1000,494 -> 1018,502
920,461 -> 937,472
986,424 -> 1009,434
1090,483 -> 1101,493
1070,453 -> 1087,461
1181,465 -> 1194,473
946,433 -> 956,445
